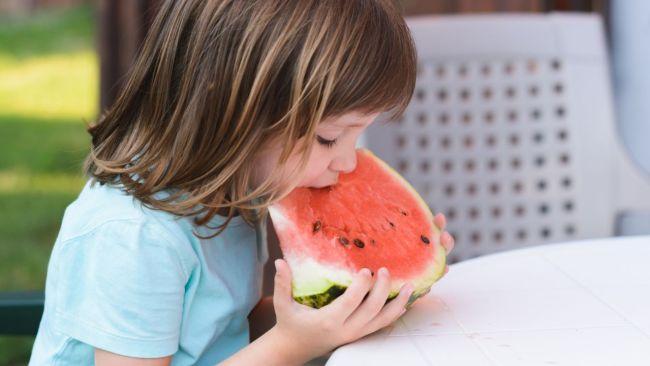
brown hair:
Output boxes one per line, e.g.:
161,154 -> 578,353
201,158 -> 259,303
84,0 -> 417,237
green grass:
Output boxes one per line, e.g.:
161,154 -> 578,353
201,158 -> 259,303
0,5 -> 96,365
0,51 -> 97,120
0,5 -> 93,59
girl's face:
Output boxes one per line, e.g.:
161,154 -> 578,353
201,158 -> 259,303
255,110 -> 380,190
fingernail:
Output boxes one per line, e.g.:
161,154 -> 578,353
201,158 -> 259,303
359,268 -> 371,276
274,259 -> 281,270
379,267 -> 389,277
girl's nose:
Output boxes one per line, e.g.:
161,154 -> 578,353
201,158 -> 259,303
330,149 -> 357,174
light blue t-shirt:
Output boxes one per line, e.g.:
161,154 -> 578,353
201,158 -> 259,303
29,180 -> 269,365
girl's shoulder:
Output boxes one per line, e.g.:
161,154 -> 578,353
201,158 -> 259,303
41,181 -> 198,360
55,180 -> 199,262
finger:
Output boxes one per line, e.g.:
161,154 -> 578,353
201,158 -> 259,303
324,268 -> 374,319
433,213 -> 446,230
441,231 -> 455,254
365,283 -> 414,334
345,267 -> 392,327
273,259 -> 294,310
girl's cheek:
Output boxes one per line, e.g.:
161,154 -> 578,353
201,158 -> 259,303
297,156 -> 332,187
297,166 -> 324,186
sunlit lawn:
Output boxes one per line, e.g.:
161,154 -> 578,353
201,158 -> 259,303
0,5 -> 97,364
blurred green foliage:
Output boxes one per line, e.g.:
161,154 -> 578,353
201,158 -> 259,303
0,5 -> 97,364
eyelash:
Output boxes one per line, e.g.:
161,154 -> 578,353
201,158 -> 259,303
316,135 -> 338,148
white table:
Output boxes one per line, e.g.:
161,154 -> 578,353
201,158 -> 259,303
326,236 -> 650,366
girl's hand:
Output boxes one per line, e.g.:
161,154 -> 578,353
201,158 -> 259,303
269,259 -> 413,364
434,213 -> 455,276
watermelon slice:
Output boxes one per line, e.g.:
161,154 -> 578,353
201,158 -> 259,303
269,149 -> 446,308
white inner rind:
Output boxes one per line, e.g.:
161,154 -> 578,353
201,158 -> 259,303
287,257 -> 355,297
287,243 -> 447,298
267,205 -> 287,232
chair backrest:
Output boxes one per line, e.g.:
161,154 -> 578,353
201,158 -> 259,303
362,13 -> 650,262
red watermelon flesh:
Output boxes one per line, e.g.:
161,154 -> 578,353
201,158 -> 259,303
269,149 -> 446,308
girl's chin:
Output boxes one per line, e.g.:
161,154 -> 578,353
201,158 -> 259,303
299,180 -> 338,189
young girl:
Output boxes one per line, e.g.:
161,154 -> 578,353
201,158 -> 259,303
29,0 -> 454,365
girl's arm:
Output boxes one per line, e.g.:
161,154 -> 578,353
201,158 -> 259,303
95,349 -> 171,366
220,326 -> 308,366
95,327 -> 302,366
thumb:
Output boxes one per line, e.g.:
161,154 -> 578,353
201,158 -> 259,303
273,259 -> 294,309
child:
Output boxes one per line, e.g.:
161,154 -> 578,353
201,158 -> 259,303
29,0 -> 454,365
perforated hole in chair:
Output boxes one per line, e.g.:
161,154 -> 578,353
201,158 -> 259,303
438,112 -> 450,125
468,207 -> 480,220
417,112 -> 428,126
507,110 -> 518,123
462,112 -> 472,125
482,87 -> 493,100
415,88 -> 426,102
481,64 -> 491,76
487,158 -> 498,171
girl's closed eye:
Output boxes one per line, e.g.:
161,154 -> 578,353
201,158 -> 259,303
316,135 -> 338,148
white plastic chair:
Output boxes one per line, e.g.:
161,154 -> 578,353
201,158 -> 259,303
362,13 -> 650,262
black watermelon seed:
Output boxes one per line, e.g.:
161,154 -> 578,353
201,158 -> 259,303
338,237 -> 349,246
353,239 -> 365,248
400,210 -> 408,216
389,221 -> 395,228
420,235 -> 430,244
312,220 -> 321,233
371,239 -> 376,245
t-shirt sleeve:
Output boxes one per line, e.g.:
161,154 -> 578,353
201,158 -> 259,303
50,219 -> 190,358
